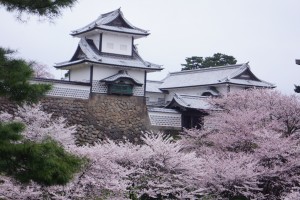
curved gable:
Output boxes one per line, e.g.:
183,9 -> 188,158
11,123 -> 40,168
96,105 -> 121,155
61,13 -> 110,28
105,15 -> 133,29
70,46 -> 86,62
232,68 -> 260,81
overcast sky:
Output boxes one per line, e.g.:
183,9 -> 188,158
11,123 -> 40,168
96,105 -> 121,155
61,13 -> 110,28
1,0 -> 300,94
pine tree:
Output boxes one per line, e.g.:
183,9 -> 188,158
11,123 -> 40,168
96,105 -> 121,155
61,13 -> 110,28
0,49 -> 82,187
0,0 -> 81,195
0,0 -> 77,20
0,122 -> 82,186
181,53 -> 237,71
0,48 -> 51,103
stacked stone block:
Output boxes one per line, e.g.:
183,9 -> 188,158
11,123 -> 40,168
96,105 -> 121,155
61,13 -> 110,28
0,94 -> 150,145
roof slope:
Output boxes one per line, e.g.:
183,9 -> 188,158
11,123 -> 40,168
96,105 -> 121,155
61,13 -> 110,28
166,94 -> 212,110
55,38 -> 162,71
160,63 -> 275,89
101,70 -> 143,86
146,80 -> 164,93
71,8 -> 149,37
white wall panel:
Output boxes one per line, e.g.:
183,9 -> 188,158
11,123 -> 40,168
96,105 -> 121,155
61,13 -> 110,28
70,67 -> 90,82
102,33 -> 132,55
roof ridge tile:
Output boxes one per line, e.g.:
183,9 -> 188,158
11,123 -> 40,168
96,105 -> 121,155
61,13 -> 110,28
169,64 -> 244,76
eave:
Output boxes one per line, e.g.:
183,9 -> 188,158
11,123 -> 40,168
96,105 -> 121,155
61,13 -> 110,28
70,27 -> 149,38
102,78 -> 143,86
159,81 -> 275,91
100,70 -> 143,86
165,98 -> 210,113
71,8 -> 149,38
54,59 -> 163,72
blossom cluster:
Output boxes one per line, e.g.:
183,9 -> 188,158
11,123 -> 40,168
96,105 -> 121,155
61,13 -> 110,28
1,89 -> 300,199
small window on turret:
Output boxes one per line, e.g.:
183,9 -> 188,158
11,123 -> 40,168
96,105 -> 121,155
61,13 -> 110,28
240,74 -> 250,79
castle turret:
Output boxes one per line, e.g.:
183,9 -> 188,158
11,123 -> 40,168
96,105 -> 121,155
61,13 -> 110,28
55,8 -> 162,97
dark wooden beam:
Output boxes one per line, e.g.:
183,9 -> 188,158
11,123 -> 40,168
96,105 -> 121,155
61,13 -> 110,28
90,65 -> 94,93
99,33 -> 103,53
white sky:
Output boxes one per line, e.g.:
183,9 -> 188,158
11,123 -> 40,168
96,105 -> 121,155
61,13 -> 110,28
1,0 -> 300,94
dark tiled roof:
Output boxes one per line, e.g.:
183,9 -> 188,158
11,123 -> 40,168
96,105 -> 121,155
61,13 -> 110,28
160,63 -> 275,89
166,93 -> 212,110
71,8 -> 149,37
101,70 -> 143,86
55,38 -> 162,71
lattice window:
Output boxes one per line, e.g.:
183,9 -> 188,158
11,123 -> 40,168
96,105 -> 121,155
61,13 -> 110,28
46,86 -> 90,99
108,84 -> 133,95
148,113 -> 181,128
133,85 -> 144,96
92,81 -> 107,93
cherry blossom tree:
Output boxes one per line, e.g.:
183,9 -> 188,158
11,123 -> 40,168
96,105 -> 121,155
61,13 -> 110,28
60,132 -> 206,199
181,89 -> 300,199
282,190 -> 300,200
0,105 -> 207,199
0,176 -> 42,200
0,104 -> 82,199
206,89 -> 300,136
3,89 -> 299,199
28,61 -> 55,79
13,103 -> 76,147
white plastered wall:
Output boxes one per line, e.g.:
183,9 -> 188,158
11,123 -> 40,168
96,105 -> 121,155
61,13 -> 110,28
164,86 -> 210,102
217,84 -> 248,95
229,85 -> 247,92
70,67 -> 91,82
127,70 -> 145,83
93,66 -> 118,80
146,92 -> 165,102
92,65 -> 145,83
102,33 -> 132,56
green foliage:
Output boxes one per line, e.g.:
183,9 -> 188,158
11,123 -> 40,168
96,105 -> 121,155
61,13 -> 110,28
0,47 -> 51,103
0,122 -> 82,185
0,47 -> 78,187
12,139 -> 82,185
181,53 -> 237,71
0,121 -> 24,141
201,53 -> 237,68
0,0 -> 77,20
0,0 -> 80,191
181,56 -> 204,70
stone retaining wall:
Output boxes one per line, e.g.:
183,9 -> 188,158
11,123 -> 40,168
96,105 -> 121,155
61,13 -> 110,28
0,93 -> 150,145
